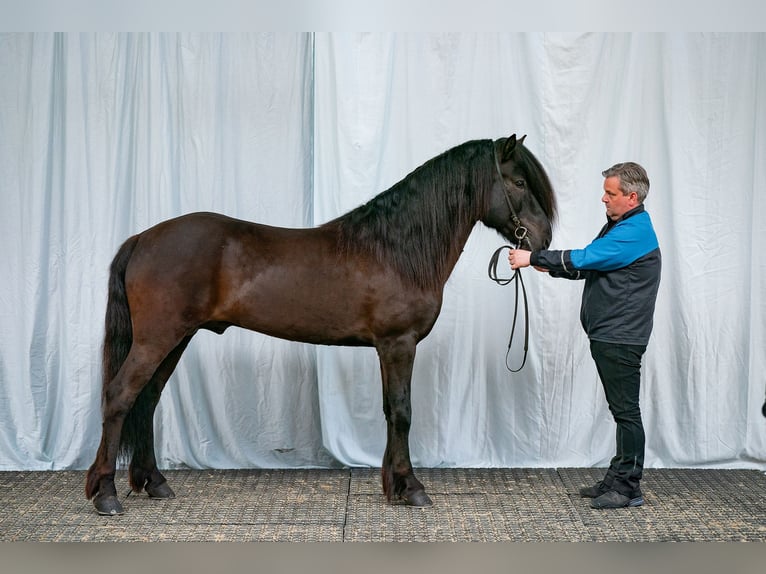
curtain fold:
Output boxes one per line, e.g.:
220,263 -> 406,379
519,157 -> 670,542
1,33 -> 763,471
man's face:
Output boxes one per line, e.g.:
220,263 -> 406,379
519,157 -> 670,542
602,176 -> 638,221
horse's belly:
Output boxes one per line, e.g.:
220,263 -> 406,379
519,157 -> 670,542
220,276 -> 438,347
238,299 -> 375,346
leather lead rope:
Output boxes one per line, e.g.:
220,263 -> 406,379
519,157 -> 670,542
488,245 -> 530,372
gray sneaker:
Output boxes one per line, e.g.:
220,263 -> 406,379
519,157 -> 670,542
590,489 -> 644,509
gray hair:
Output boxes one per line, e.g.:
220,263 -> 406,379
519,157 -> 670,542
602,162 -> 650,203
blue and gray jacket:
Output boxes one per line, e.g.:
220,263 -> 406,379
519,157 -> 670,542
530,204 -> 661,346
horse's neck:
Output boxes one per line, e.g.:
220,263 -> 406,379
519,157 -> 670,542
410,177 -> 489,291
328,161 -> 488,291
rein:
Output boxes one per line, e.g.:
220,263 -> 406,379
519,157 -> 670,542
488,151 -> 532,372
487,245 -> 530,372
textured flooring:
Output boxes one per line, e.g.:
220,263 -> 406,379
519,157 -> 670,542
1,467 -> 765,542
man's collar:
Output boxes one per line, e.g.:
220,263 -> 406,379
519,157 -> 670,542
606,204 -> 645,225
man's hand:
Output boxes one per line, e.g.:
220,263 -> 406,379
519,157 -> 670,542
508,249 -> 531,270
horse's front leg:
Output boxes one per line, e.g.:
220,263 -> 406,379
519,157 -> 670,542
376,335 -> 432,507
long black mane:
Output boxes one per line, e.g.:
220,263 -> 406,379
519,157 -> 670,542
325,139 -> 496,290
325,138 -> 556,291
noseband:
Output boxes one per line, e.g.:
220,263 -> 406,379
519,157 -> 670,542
488,151 -> 531,372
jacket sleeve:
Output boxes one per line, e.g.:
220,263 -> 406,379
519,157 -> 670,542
530,250 -> 583,280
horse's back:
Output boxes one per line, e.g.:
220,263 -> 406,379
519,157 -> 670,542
129,211 -> 315,270
121,212 -> 313,334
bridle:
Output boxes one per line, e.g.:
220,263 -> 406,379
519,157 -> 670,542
492,151 -> 532,249
487,151 -> 531,372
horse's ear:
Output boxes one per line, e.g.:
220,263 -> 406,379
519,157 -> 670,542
501,134 -> 517,162
502,134 -> 528,161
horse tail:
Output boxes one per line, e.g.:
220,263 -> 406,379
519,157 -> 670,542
102,235 -> 139,393
86,234 -> 140,500
101,235 -> 149,476
101,233 -> 169,495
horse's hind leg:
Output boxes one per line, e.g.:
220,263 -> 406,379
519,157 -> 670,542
377,336 -> 432,507
86,343 -> 178,515
127,336 -> 193,500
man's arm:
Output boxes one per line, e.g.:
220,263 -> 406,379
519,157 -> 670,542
508,249 -> 582,279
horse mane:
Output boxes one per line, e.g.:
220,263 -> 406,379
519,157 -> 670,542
323,139 -> 496,291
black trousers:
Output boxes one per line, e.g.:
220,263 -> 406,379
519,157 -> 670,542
589,340 -> 647,497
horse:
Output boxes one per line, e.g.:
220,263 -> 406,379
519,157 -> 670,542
84,133 -> 557,515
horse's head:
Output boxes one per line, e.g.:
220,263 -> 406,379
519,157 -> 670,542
484,134 -> 557,251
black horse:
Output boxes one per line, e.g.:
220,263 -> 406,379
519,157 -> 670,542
85,134 -> 557,515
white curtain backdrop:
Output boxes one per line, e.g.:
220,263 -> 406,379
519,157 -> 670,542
1,33 -> 764,472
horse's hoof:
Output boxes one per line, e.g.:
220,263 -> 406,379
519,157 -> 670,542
93,494 -> 124,516
146,481 -> 175,499
404,490 -> 433,507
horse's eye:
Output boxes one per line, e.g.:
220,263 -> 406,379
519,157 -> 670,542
515,180 -> 525,188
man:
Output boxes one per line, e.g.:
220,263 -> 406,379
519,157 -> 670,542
509,162 -> 661,509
